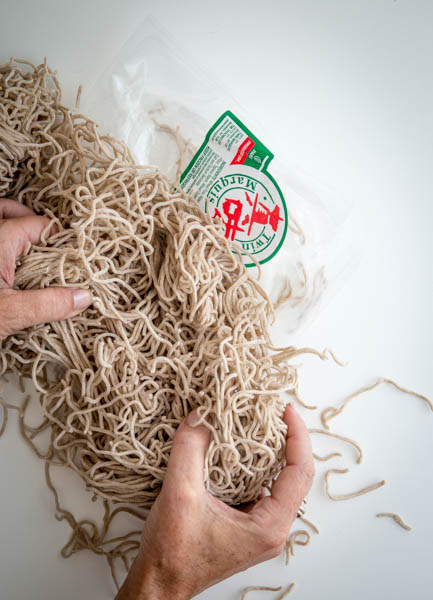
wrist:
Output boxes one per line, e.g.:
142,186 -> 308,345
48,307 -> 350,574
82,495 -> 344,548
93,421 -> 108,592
115,556 -> 191,600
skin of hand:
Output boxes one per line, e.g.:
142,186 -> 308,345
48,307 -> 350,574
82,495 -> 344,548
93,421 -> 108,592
116,403 -> 314,600
0,198 -> 92,340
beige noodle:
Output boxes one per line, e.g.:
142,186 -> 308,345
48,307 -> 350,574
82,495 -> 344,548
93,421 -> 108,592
309,429 -> 363,464
376,513 -> 412,531
325,468 -> 385,501
240,586 -> 282,599
313,451 -> 342,461
321,378 -> 433,430
298,515 -> 320,534
274,276 -> 293,309
75,84 -> 83,109
149,108 -> 196,182
276,583 -> 295,599
269,346 -> 346,367
290,383 -> 318,411
0,392 -> 145,584
284,529 -> 310,565
286,205 -> 305,244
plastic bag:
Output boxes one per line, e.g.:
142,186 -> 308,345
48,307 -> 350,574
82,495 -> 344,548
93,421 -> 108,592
82,16 -> 356,332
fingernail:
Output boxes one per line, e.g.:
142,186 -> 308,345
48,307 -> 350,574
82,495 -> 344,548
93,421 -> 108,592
186,410 -> 201,427
72,289 -> 92,311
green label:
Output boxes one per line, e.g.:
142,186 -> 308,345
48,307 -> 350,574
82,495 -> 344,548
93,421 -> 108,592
180,111 -> 287,266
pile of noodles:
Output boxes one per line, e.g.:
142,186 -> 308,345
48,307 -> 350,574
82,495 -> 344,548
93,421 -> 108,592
0,58 -> 304,507
0,57 -> 307,582
3,59 -> 431,594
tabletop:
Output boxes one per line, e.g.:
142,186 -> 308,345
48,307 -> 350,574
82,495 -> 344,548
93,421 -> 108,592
0,1 -> 432,599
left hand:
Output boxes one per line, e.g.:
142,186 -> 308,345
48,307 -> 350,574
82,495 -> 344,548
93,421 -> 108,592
0,198 -> 92,340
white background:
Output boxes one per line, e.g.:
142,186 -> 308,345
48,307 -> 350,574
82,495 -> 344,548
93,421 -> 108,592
0,1 -> 432,599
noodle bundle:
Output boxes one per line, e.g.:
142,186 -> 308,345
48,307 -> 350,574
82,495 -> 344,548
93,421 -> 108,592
0,58 -> 296,507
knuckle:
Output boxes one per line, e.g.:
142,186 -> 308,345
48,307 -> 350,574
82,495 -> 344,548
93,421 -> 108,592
1,219 -> 14,235
0,290 -> 24,337
297,459 -> 315,489
2,219 -> 23,246
43,287 -> 74,319
0,296 -> 10,339
304,460 -> 316,483
273,532 -> 288,554
167,483 -> 198,508
260,528 -> 286,556
268,539 -> 285,559
177,486 -> 196,504
54,287 -> 75,316
270,543 -> 285,559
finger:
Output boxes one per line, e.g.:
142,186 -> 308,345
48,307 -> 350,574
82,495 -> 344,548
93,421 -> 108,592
0,287 -> 92,338
163,410 -> 211,494
283,403 -> 314,470
0,216 -> 56,286
0,215 -> 55,255
0,198 -> 34,219
251,404 -> 314,528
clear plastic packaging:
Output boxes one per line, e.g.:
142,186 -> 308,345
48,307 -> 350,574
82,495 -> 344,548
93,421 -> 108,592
83,16 -> 357,332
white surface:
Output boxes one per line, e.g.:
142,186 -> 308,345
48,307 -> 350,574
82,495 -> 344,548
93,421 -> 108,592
0,1 -> 432,599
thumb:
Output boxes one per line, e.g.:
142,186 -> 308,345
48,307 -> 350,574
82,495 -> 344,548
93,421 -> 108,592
164,410 -> 211,493
0,286 -> 92,337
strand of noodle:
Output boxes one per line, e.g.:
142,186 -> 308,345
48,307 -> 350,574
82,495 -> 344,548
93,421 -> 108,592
321,378 -> 433,430
240,586 -> 282,599
376,513 -> 412,531
286,204 -> 305,244
284,529 -> 310,565
274,277 -> 292,310
0,400 -> 8,436
44,461 -> 143,588
313,451 -> 342,461
18,374 -> 26,393
149,113 -> 196,183
298,262 -> 307,287
271,346 -> 346,367
290,385 -> 317,411
276,583 -> 295,599
324,468 -> 385,501
309,429 -> 363,464
298,515 -> 320,534
75,85 -> 82,109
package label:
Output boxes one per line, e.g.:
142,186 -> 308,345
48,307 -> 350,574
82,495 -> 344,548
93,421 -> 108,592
180,111 -> 287,267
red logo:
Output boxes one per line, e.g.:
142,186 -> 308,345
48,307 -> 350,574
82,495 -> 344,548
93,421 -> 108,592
213,192 -> 283,241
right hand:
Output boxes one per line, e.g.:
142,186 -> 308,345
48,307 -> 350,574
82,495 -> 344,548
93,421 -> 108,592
116,403 -> 315,600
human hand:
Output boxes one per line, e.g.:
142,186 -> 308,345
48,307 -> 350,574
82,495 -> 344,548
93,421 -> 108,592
0,198 -> 92,340
116,403 -> 314,600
